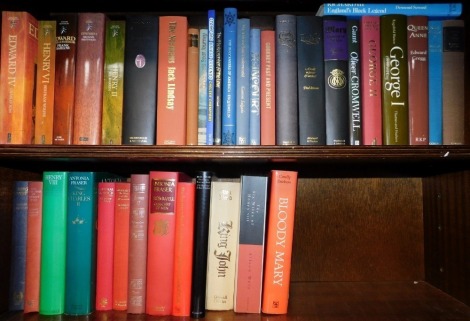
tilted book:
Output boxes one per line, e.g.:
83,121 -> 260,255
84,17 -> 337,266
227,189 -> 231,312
186,28 -> 200,145
428,20 -> 443,145
347,18 -> 362,145
236,18 -> 251,145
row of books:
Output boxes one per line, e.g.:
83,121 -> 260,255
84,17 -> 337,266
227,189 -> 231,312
8,169 -> 299,317
0,4 -> 465,147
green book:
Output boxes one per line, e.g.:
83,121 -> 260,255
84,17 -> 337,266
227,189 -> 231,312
101,20 -> 126,145
39,171 -> 69,315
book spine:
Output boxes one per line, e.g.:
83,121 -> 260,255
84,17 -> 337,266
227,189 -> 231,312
381,14 -> 409,145
213,13 -> 224,145
122,15 -> 159,145
172,181 -> 196,316
24,181 -> 43,313
260,29 -> 276,145
261,170 -> 298,314
127,174 -> 149,314
186,28 -> 200,145
348,18 -> 362,145
236,18 -> 251,145
156,16 -> 188,145
198,28 -> 208,145
360,15 -> 382,145
407,16 -> 429,145
442,19 -> 465,145
53,14 -> 78,145
428,20 -> 443,145
72,13 -> 106,145
40,171 -> 68,315
222,8 -> 238,145
34,20 -> 57,145
101,20 -> 126,145
190,171 -> 215,318
8,181 -> 29,311
275,14 -> 298,145
296,15 -> 326,145
206,10 -> 216,145
249,28 -> 261,145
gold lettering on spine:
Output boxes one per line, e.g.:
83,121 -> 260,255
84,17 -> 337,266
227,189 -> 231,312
166,21 -> 177,110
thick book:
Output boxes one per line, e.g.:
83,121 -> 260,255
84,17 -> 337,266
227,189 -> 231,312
206,10 -> 216,145
249,28 -> 261,145
146,171 -> 191,315
222,8 -> 238,145
127,174 -> 150,314
156,16 -> 188,145
24,181 -> 43,313
40,171 -> 68,315
190,171 -> 215,319
236,18 -> 251,145
260,29 -> 276,145
205,178 -> 241,311
198,28 -> 208,145
186,28 -> 200,145
52,14 -> 78,145
324,15 -> 349,145
34,20 -> 57,145
101,20 -> 126,145
316,3 -> 463,18
234,175 -> 268,313
8,181 -> 29,311
122,15 -> 159,145
296,15 -> 325,145
213,13 -> 224,145
347,18 -> 362,146
275,14 -> 298,145
261,170 -> 298,314
442,19 -> 465,145
0,11 -> 38,144
381,14 -> 409,145
360,15 -> 382,145
407,16 -> 429,145
428,20 -> 443,145
172,181 -> 196,317
72,12 -> 107,145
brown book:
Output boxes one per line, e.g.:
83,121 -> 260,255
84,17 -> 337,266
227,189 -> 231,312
260,29 -> 276,146
156,16 -> 188,145
34,20 -> 57,144
72,12 -> 107,145
186,28 -> 199,145
0,11 -> 38,144
53,14 -> 78,145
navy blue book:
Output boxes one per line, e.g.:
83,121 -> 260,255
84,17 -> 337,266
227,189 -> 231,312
213,13 -> 224,145
347,18 -> 362,145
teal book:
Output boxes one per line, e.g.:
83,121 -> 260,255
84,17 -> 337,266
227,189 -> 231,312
40,172 -> 69,315
428,20 -> 443,145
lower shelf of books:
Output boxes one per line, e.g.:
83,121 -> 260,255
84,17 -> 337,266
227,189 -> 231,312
2,281 -> 470,321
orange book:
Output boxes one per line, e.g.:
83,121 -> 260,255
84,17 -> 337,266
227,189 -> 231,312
0,11 -> 38,144
72,12 -> 106,145
186,27 -> 199,145
34,20 -> 56,144
261,170 -> 298,314
156,16 -> 188,145
24,181 -> 43,313
172,181 -> 196,316
260,29 -> 276,146
52,14 -> 78,145
146,171 -> 190,315
113,182 -> 131,310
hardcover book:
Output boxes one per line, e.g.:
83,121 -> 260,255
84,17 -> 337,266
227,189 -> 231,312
198,28 -> 208,145
428,20 -> 443,145
34,20 -> 57,145
156,16 -> 188,145
122,15 -> 159,145
347,18 -> 362,145
213,13 -> 224,145
186,28 -> 199,145
236,18 -> 251,145
207,10 -> 216,145
381,14 -> 409,145
249,28 -> 261,145
72,12 -> 107,145
261,170 -> 298,314
260,29 -> 276,145
101,20 -> 126,145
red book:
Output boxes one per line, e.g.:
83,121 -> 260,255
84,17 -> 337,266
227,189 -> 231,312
261,170 -> 298,314
146,171 -> 190,315
72,12 -> 106,145
0,11 -> 38,144
260,29 -> 276,146
360,16 -> 382,145
156,16 -> 188,145
24,181 -> 43,313
172,181 -> 196,316
113,182 -> 131,310
127,174 -> 149,314
95,182 -> 116,311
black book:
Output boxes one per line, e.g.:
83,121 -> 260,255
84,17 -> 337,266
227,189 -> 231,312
122,15 -> 159,145
347,18 -> 362,145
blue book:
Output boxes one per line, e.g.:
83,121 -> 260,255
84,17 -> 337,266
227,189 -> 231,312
249,28 -> 261,145
213,13 -> 224,145
317,3 -> 462,18
206,9 -> 216,145
222,7 -> 237,145
9,181 -> 29,311
236,18 -> 251,145
198,28 -> 208,145
428,20 -> 443,145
